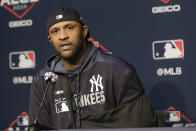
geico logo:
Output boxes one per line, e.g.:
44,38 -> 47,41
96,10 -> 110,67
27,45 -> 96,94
0,0 -> 38,6
157,67 -> 182,76
9,19 -> 32,28
152,4 -> 181,14
12,76 -> 33,84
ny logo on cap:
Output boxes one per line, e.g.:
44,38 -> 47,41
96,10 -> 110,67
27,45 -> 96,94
56,14 -> 63,20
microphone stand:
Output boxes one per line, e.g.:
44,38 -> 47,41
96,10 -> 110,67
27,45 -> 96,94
28,82 -> 54,131
28,55 -> 60,131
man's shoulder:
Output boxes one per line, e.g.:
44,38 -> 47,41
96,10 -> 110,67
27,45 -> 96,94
95,50 -> 136,74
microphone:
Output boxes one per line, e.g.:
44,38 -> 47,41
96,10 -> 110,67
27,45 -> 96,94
28,55 -> 61,131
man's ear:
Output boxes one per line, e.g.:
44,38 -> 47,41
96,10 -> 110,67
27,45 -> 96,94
82,25 -> 88,38
48,35 -> 51,42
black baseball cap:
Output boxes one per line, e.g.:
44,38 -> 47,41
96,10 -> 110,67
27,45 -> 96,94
46,6 -> 84,32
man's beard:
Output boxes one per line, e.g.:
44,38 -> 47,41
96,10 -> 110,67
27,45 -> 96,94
59,38 -> 86,64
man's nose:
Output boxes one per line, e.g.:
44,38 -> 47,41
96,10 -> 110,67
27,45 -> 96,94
59,30 -> 68,40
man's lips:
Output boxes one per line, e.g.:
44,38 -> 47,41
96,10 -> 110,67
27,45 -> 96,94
59,42 -> 72,50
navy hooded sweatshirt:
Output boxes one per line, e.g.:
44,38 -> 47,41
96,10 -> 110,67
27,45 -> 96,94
29,42 -> 159,129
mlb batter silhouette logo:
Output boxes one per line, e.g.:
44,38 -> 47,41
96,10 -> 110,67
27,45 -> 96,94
55,101 -> 69,113
9,51 -> 35,69
152,39 -> 184,60
166,111 -> 181,122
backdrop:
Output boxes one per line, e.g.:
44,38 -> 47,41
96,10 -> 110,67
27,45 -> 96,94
1,0 -> 196,130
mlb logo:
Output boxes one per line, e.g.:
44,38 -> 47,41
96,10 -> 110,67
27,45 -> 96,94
166,111 -> 181,122
17,115 -> 29,126
9,51 -> 35,69
152,39 -> 184,60
56,14 -> 63,20
55,101 -> 69,113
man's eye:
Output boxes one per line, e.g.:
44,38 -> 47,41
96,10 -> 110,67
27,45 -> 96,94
51,29 -> 58,34
54,29 -> 59,33
66,26 -> 73,30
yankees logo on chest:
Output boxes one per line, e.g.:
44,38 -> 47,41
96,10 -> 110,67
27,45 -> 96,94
74,74 -> 106,107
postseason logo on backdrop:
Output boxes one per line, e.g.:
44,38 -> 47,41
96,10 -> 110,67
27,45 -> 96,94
152,0 -> 181,14
0,0 -> 39,28
5,112 -> 29,131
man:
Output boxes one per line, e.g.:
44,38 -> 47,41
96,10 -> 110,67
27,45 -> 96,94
29,6 -> 160,129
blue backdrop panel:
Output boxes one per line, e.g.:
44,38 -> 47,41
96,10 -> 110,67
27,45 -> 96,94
0,0 -> 196,130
